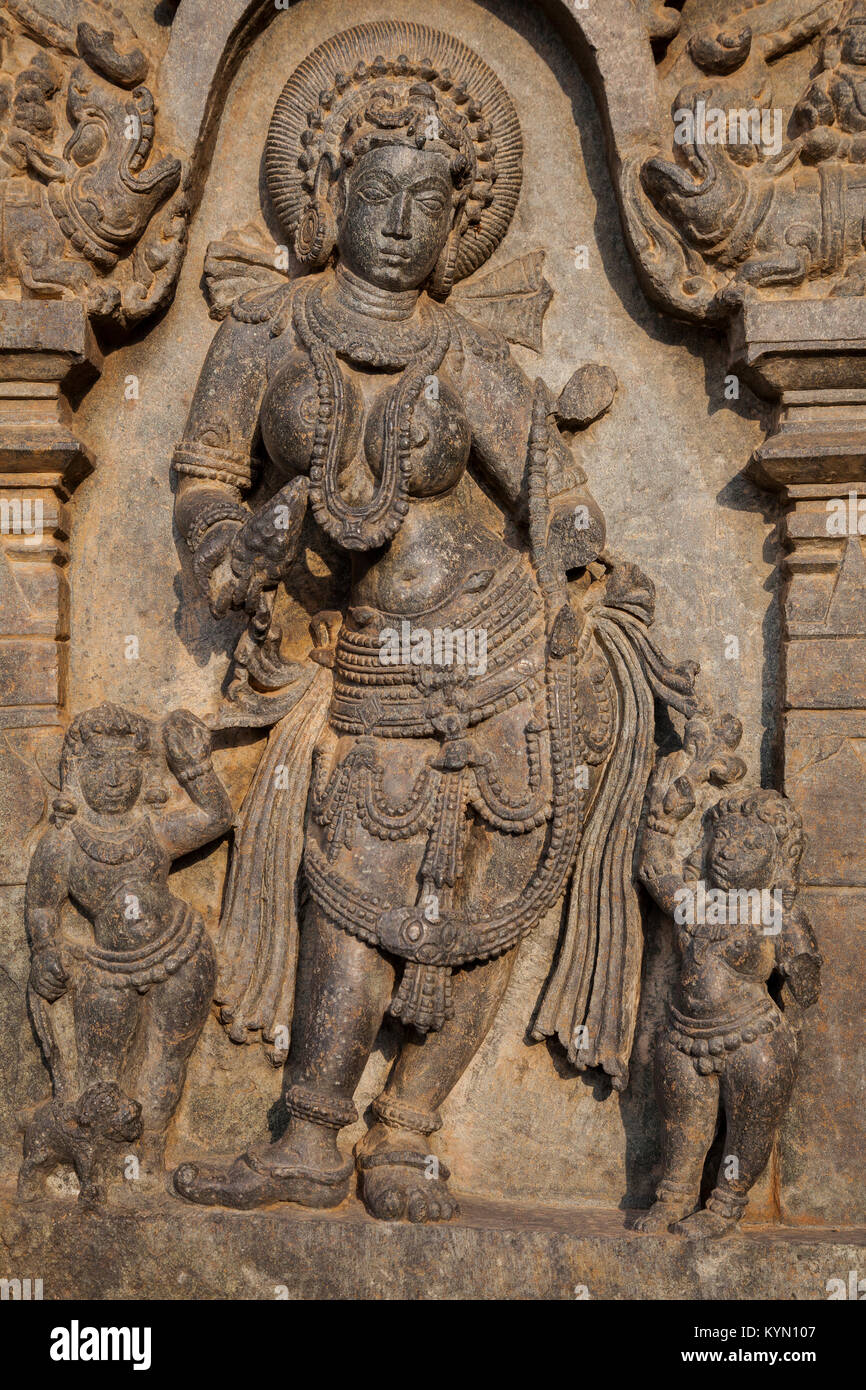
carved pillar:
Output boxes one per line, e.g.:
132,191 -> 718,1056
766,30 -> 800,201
731,299 -> 866,1224
0,301 -> 98,869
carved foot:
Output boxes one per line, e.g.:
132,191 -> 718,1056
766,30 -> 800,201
357,1145 -> 459,1223
631,1198 -> 694,1233
672,1207 -> 739,1239
172,1148 -> 352,1211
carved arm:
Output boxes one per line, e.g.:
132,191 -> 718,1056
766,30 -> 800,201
448,314 -> 606,567
24,828 -> 72,1001
154,710 -> 233,858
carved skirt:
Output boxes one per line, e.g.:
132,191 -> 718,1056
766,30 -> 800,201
302,562 -> 583,1027
301,557 -> 613,1029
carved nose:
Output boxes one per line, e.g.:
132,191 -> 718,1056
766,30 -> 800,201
384,192 -> 412,239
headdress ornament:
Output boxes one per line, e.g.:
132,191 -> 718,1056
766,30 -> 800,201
265,21 -> 522,286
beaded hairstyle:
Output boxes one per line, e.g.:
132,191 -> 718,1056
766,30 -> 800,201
264,21 -> 523,294
60,703 -> 150,785
707,788 -> 805,889
55,703 -> 161,822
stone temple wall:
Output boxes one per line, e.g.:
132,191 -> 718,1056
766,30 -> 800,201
0,0 -> 863,1298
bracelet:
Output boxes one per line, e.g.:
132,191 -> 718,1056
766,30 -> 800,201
646,814 -> 677,836
187,501 -> 248,553
176,760 -> 212,786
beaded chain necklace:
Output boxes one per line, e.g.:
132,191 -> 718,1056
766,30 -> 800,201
70,815 -> 154,865
292,275 -> 451,551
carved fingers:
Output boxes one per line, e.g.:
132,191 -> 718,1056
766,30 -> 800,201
227,477 -> 310,617
29,945 -> 69,1002
162,709 -> 213,774
191,519 -> 245,618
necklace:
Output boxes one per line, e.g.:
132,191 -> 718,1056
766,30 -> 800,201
310,270 -> 434,368
294,279 -> 450,551
71,816 -> 153,865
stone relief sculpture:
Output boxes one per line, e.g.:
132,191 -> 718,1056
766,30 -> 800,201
168,20 -> 709,1223
1,0 -> 857,1300
18,1080 -> 142,1207
0,0 -> 186,325
21,703 -> 232,1196
624,0 -> 866,316
635,714 -> 821,1237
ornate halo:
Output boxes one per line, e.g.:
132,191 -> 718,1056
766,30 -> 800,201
265,21 -> 523,285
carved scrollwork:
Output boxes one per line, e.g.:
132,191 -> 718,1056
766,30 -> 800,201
623,0 -> 866,319
0,1 -> 187,327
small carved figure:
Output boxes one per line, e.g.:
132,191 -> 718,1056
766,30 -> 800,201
0,63 -> 182,316
24,703 -> 232,1185
18,1081 -> 142,1208
794,1 -> 866,162
636,0 -> 866,295
634,717 -> 821,1238
5,0 -> 150,86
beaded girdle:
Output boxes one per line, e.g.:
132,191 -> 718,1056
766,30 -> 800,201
330,562 -> 546,737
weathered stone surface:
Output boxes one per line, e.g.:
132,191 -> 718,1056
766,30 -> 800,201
2,1184 -> 863,1300
0,0 -> 864,1300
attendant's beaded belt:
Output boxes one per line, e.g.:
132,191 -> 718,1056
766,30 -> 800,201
66,903 -> 205,994
666,998 -> 781,1075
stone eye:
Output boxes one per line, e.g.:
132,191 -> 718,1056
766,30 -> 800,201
415,192 -> 447,218
69,122 -> 105,166
356,177 -> 394,203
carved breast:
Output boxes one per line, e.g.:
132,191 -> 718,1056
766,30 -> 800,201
259,350 -> 470,500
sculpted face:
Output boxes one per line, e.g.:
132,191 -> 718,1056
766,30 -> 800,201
707,813 -> 778,891
77,734 -> 144,815
842,25 -> 866,65
337,144 -> 454,291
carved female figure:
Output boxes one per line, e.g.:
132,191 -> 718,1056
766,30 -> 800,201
170,23 -> 695,1222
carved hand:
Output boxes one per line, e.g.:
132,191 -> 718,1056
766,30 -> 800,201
29,945 -> 69,1003
192,519 -> 246,619
162,709 -> 213,775
228,477 -> 309,620
544,490 -> 606,575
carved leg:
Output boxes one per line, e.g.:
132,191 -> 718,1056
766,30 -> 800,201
633,1033 -> 719,1233
357,947 -> 517,1223
734,247 -> 809,289
75,1148 -> 105,1209
133,936 -> 217,1174
73,971 -> 143,1090
17,1137 -> 57,1202
173,905 -> 395,1209
674,1024 -> 797,1239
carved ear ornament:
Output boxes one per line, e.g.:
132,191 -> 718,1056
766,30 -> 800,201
293,156 -> 338,270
